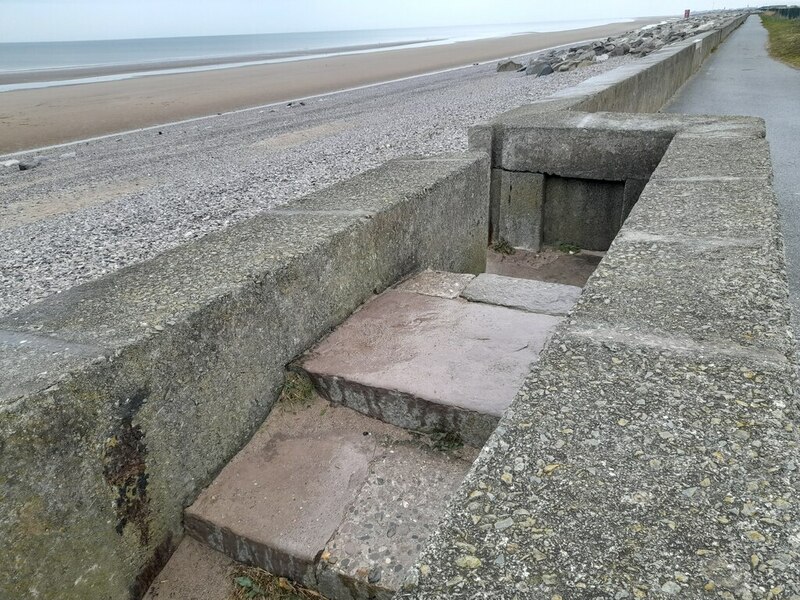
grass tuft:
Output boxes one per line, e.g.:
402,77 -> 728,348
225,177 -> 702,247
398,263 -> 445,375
278,371 -> 315,411
229,565 -> 327,600
761,14 -> 800,68
557,241 -> 581,254
491,237 -> 516,255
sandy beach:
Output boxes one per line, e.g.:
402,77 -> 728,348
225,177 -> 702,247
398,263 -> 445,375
0,47 -> 634,316
0,19 -> 658,153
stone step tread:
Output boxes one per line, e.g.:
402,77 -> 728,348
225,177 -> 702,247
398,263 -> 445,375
300,289 -> 561,445
460,273 -> 582,316
144,536 -> 236,600
393,270 -> 476,299
185,394 -> 477,599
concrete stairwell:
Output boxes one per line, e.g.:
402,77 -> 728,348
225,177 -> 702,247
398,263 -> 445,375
144,267 -> 585,600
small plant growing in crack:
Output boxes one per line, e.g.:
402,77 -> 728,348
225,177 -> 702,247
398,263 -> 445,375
278,371 -> 315,412
231,566 -> 327,599
429,430 -> 464,452
557,241 -> 581,254
491,237 -> 516,255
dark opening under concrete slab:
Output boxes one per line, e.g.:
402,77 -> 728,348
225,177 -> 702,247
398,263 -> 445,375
300,290 -> 562,445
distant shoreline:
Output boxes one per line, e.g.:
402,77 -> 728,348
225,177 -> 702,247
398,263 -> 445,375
0,18 -> 661,154
0,40 -> 434,87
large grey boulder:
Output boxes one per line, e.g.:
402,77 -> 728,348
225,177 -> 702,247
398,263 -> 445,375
496,59 -> 522,72
525,60 -> 554,77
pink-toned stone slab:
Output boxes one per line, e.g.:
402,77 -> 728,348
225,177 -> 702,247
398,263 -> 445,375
185,400 -> 380,586
183,396 -> 476,598
301,290 -> 562,445
144,537 -> 235,600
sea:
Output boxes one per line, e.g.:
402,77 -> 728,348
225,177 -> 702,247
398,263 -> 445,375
0,19 -> 631,91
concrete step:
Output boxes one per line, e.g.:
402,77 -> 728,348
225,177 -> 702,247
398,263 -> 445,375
184,393 -> 478,600
461,273 -> 581,316
144,537 -> 235,600
299,277 -> 564,446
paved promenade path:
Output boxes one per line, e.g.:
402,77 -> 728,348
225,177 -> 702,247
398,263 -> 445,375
666,15 -> 800,332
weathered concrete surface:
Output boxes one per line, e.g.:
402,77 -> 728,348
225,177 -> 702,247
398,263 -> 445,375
542,176 -> 626,251
186,423 -> 374,586
403,330 -> 798,599
186,395 -> 477,599
472,111 -> 762,252
0,153 -> 489,600
301,290 -> 562,446
493,112 -> 677,180
665,15 -> 800,340
317,436 -> 477,600
493,170 -> 545,250
461,274 -> 581,316
143,537 -> 234,600
395,270 -> 476,299
650,134 -> 773,182
400,115 -> 798,598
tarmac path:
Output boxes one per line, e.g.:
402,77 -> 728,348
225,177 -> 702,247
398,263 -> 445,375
665,15 -> 800,333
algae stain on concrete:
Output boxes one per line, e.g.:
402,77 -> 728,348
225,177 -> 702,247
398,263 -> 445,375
103,389 -> 152,546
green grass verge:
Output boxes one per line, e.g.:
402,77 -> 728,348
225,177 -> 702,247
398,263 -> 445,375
761,13 -> 800,68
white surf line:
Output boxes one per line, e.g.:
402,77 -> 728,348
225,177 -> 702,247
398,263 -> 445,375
0,32 -> 639,159
0,20 -> 637,94
0,38 -> 458,94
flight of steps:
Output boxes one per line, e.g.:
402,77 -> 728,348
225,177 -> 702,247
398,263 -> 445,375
145,269 -> 584,600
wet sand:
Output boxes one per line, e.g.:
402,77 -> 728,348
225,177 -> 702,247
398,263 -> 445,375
0,19 -> 659,154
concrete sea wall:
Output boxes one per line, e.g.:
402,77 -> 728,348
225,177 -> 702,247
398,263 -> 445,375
402,111 -> 798,600
402,13 -> 800,600
0,13 -> 763,600
0,155 -> 488,599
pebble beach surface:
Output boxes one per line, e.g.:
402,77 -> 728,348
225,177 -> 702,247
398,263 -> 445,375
0,53 -> 631,317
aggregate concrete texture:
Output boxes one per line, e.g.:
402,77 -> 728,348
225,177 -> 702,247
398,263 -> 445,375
461,274 -> 581,316
301,290 -> 562,446
665,15 -> 800,336
401,113 -> 798,597
0,153 -> 489,600
317,436 -> 478,600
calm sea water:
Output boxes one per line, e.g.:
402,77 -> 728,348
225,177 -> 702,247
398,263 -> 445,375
0,19 -> 628,74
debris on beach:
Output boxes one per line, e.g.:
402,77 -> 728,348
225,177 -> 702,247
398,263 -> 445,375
18,157 -> 45,171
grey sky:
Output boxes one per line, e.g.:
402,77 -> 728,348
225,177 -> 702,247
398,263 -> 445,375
1,1 -> 745,43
